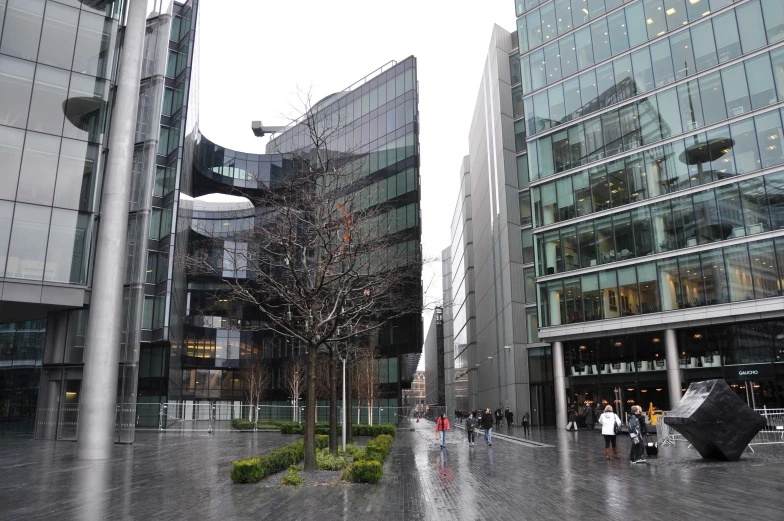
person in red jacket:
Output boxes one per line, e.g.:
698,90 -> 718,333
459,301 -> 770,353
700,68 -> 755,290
436,413 -> 450,448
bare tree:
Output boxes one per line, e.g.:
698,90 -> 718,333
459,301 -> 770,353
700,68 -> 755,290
356,344 -> 383,426
242,357 -> 270,423
282,356 -> 306,422
185,91 -> 424,471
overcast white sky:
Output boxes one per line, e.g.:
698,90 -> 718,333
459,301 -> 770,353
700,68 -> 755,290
197,0 -> 514,369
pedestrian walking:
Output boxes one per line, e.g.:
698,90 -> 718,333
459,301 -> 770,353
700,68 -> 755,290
598,405 -> 622,460
506,408 -> 514,428
494,408 -> 503,428
482,407 -> 494,446
436,412 -> 450,448
521,411 -> 530,435
456,409 -> 462,424
583,403 -> 595,431
628,405 -> 647,464
465,412 -> 477,447
566,406 -> 580,431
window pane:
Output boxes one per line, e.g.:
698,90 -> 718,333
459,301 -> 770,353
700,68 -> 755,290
579,70 -> 599,114
575,27 -> 594,70
591,18 -> 611,63
544,43 -> 561,85
676,80 -> 703,132
716,183 -> 744,239
713,10 -> 741,64
38,2 -> 79,70
577,222 -> 597,268
0,125 -> 25,200
27,65 -> 69,136
756,111 -> 784,170
5,203 -> 51,281
614,55 -> 634,103
651,39 -> 675,88
736,0 -> 767,54
632,207 -> 654,256
746,55 -> 777,111
741,177 -> 770,235
512,85 -> 524,119
679,253 -> 705,307
45,209 -> 90,284
510,55 -> 521,85
0,201 -> 12,276
596,216 -> 614,265
637,262 -> 659,313
607,10 -> 629,56
17,132 -> 59,206
730,118 -> 760,174
519,191 -> 532,226
581,272 -> 601,320
527,9 -> 542,48
765,172 -> 784,230
522,229 -> 534,264
524,266 -> 536,303
700,249 -> 728,305
617,265 -> 639,315
54,139 -> 98,211
599,270 -> 619,319
698,72 -> 726,126
563,77 -> 582,120
772,48 -> 784,102
517,153 -> 530,187
72,11 -> 117,78
691,20 -> 718,72
63,73 -> 109,143
658,258 -> 681,310
530,49 -> 546,91
722,63 -> 751,117
626,3 -> 648,48
559,35 -> 578,77
644,0 -> 667,39
750,240 -> 778,298
631,47 -> 654,94
761,0 -> 784,44
692,190 -> 720,244
724,244 -> 754,302
0,0 -> 44,61
670,31 -> 695,80
0,55 -> 34,129
540,2 -> 557,43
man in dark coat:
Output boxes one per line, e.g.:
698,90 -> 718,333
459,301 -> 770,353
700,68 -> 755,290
583,403 -> 596,430
482,408 -> 494,446
494,408 -> 503,428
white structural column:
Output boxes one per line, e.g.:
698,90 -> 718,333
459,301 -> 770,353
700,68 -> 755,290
553,341 -> 567,429
664,329 -> 683,409
76,0 -> 148,460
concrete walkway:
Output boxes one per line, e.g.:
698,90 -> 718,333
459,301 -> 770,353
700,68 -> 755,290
0,420 -> 782,520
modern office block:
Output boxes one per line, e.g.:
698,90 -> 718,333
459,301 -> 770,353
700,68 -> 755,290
424,307 -> 445,407
517,0 -> 784,426
0,0 -> 422,443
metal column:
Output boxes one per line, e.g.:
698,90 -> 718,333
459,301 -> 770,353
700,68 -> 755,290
553,341 -> 567,429
76,0 -> 148,460
665,329 -> 683,409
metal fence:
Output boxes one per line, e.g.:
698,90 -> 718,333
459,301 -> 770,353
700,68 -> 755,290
134,403 -> 414,432
657,408 -> 784,448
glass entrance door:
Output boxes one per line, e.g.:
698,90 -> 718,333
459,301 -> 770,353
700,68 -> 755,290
530,384 -> 555,426
57,380 -> 80,440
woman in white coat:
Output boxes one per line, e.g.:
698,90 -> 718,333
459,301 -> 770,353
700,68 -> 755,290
598,405 -> 621,460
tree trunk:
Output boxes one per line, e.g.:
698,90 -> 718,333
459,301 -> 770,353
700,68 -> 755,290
303,343 -> 317,471
345,360 -> 353,443
328,348 -> 338,454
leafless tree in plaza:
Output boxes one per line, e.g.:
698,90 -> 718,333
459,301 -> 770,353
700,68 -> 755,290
282,356 -> 306,422
185,90 -> 424,471
241,356 -> 270,423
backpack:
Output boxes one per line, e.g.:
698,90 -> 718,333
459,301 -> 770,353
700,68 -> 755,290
466,418 -> 475,432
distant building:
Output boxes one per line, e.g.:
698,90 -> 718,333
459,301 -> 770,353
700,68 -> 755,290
424,307 -> 445,407
403,371 -> 426,412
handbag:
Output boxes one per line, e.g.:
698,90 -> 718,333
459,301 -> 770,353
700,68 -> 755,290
630,431 -> 640,444
613,415 -> 620,435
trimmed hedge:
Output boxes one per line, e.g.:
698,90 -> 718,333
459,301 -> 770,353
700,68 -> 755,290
279,423 -> 396,436
231,441 -> 304,483
350,461 -> 383,484
231,418 -> 256,430
281,466 -> 305,486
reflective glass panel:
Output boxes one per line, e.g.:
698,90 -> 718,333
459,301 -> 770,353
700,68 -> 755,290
0,0 -> 44,60
72,11 -> 117,78
38,1 -> 79,70
0,56 -> 35,129
0,125 -> 25,200
17,132 -> 60,206
54,139 -> 98,211
45,209 -> 90,284
27,65 -> 69,136
5,203 -> 51,280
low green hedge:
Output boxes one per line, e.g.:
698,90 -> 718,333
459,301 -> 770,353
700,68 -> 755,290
231,418 -> 256,430
281,466 -> 305,486
231,441 -> 304,483
279,423 -> 396,436
350,461 -> 383,484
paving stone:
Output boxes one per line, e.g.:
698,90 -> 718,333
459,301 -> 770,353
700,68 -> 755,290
0,420 -> 783,520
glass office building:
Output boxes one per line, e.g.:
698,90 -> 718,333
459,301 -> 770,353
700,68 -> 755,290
1,1 -> 422,440
515,0 -> 784,426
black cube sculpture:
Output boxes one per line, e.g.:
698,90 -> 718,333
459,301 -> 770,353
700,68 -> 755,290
663,379 -> 766,461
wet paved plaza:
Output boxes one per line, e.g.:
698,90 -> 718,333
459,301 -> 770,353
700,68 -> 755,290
1,420 -> 783,520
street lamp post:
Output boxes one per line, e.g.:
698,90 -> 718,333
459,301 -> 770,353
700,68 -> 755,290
341,355 -> 347,452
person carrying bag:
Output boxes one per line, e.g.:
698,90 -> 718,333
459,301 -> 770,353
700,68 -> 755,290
436,413 -> 450,448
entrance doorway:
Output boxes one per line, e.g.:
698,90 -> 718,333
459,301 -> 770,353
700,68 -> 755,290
727,379 -> 778,409
530,384 -> 555,426
57,380 -> 81,440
